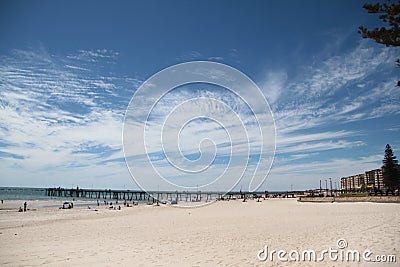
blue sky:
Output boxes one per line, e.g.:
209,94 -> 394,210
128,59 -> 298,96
0,0 -> 399,191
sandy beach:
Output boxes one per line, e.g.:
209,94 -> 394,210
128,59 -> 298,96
0,199 -> 399,266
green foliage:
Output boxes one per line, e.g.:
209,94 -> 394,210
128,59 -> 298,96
359,0 -> 400,47
382,144 -> 400,190
359,0 -> 400,86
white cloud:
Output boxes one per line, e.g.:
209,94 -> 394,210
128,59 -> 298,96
257,40 -> 399,190
0,48 -> 135,188
277,130 -> 356,147
66,49 -> 119,62
260,70 -> 287,105
266,154 -> 383,190
267,41 -> 398,139
0,41 -> 398,191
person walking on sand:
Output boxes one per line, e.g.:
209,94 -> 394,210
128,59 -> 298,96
23,201 -> 27,212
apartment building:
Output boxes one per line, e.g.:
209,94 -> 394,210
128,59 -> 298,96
341,169 -> 383,191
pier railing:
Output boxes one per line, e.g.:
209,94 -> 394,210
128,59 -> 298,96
45,188 -> 303,203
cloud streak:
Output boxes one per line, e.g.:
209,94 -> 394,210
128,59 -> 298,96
0,48 -> 137,188
258,40 -> 399,189
0,39 -> 398,190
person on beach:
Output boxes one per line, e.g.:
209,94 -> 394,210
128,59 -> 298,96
18,207 -> 23,212
23,202 -> 27,212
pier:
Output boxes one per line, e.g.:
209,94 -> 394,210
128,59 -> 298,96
45,188 -> 303,203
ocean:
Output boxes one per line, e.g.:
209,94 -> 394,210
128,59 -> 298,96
0,187 -> 50,201
0,187 -> 103,209
0,187 -> 278,209
0,187 -> 181,204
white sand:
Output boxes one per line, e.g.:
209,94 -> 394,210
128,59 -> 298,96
0,199 -> 399,266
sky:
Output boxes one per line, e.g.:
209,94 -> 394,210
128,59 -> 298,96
0,0 -> 399,191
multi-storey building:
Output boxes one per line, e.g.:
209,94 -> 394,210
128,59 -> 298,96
341,169 -> 383,191
365,169 -> 384,190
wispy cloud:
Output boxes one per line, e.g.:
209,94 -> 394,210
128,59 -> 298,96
0,39 -> 398,190
66,49 -> 119,62
176,51 -> 203,61
258,40 -> 399,189
0,48 -> 138,188
176,51 -> 224,62
266,154 -> 383,190
260,70 -> 288,105
268,41 -> 398,130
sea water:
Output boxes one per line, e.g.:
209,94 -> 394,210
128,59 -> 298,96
0,187 -> 50,201
0,187 -> 100,209
0,187 -> 153,209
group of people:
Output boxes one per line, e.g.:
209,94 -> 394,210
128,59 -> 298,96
98,199 -> 138,208
18,202 -> 27,212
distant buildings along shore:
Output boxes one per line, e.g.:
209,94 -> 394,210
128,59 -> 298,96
341,169 -> 384,191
